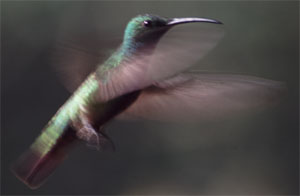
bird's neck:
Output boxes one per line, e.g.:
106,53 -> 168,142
120,39 -> 149,57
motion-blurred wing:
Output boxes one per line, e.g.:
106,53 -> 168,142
50,5 -> 122,92
50,42 -> 102,92
147,22 -> 224,82
100,23 -> 224,99
51,17 -> 223,98
117,72 -> 286,122
50,35 -> 123,92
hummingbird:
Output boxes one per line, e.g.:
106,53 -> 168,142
12,14 -> 284,189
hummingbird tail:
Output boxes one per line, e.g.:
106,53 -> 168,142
11,127 -> 76,189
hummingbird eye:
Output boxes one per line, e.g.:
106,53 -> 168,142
143,20 -> 153,27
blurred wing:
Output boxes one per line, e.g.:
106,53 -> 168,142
117,72 -> 286,122
50,17 -> 223,96
147,22 -> 224,82
50,37 -> 123,92
50,5 -> 122,92
50,42 -> 102,92
101,23 -> 224,99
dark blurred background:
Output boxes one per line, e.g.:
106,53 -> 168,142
1,1 -> 299,195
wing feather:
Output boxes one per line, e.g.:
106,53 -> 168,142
97,23 -> 224,99
118,72 -> 286,122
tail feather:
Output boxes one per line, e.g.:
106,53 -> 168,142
11,127 -> 77,189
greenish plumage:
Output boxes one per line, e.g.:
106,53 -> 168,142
31,73 -> 99,157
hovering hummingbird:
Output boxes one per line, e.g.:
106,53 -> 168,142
12,14 -> 284,189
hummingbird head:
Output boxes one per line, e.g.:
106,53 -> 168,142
122,14 -> 222,54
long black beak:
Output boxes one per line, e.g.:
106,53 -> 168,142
167,17 -> 223,26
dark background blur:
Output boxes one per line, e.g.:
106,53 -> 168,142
1,1 -> 299,195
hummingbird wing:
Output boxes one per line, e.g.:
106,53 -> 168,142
98,23 -> 225,99
50,4 -> 122,92
145,23 -> 224,82
117,72 -> 286,122
50,39 -> 120,92
51,22 -> 223,97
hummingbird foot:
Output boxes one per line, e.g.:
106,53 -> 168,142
76,125 -> 115,151
76,125 -> 101,150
